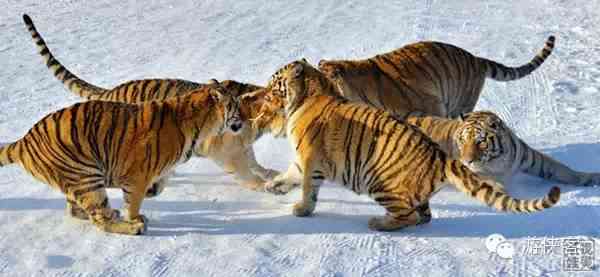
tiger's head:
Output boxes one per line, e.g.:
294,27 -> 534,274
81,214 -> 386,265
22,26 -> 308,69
206,79 -> 243,135
266,59 -> 338,116
239,88 -> 287,137
454,111 -> 507,166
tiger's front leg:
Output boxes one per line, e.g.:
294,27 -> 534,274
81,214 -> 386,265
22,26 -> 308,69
292,161 -> 323,217
264,162 -> 303,195
249,163 -> 280,182
222,148 -> 280,191
122,183 -> 149,234
244,148 -> 279,181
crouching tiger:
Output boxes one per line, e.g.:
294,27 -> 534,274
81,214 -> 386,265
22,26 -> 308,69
261,60 -> 560,231
23,13 -> 285,192
406,111 -> 600,186
0,84 -> 242,235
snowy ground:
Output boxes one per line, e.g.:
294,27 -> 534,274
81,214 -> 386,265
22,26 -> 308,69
1,0 -> 600,276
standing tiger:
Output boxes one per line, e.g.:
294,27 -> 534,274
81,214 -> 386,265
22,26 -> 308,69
0,83 -> 243,235
406,111 -> 600,186
318,36 -> 555,119
23,14 -> 285,192
261,59 -> 560,231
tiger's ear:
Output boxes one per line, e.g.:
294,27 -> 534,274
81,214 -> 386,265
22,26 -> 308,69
458,113 -> 466,122
292,62 -> 304,78
208,78 -> 219,85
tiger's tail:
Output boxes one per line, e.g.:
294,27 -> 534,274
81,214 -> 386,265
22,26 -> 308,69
480,36 -> 555,81
0,142 -> 19,167
444,159 -> 560,213
23,14 -> 108,99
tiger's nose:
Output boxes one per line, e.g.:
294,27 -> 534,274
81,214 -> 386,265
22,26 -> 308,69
230,121 -> 243,133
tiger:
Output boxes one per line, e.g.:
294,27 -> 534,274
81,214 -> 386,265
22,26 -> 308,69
0,83 -> 243,235
318,36 -> 555,119
265,37 -> 556,194
22,13 -> 285,192
260,59 -> 560,231
405,111 -> 600,186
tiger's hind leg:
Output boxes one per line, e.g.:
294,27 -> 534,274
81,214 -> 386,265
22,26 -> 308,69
74,188 -> 145,235
415,201 -> 432,225
145,177 -> 168,198
292,164 -> 324,217
369,193 -> 421,231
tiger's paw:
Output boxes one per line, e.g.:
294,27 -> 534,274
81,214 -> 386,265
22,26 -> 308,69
368,216 -> 414,232
292,202 -> 314,217
415,206 -> 432,225
127,215 -> 148,235
98,216 -> 147,236
417,214 -> 432,225
264,177 -> 300,195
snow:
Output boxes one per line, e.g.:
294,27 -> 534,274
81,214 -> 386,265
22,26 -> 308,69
1,0 -> 599,276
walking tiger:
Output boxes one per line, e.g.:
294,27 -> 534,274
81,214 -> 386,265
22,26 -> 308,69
260,59 -> 559,231
406,111 -> 600,186
0,83 -> 242,235
318,36 -> 554,118
23,14 -> 285,192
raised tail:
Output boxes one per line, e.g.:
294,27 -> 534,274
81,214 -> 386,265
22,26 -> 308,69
23,14 -> 108,99
0,142 -> 19,167
480,36 -> 555,81
444,159 -> 560,213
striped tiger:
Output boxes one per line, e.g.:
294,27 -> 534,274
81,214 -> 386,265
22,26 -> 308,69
0,83 -> 243,235
406,111 -> 600,186
23,14 -> 285,192
318,36 -> 555,119
261,59 -> 560,231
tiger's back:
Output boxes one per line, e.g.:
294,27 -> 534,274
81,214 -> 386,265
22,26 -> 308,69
319,37 -> 555,118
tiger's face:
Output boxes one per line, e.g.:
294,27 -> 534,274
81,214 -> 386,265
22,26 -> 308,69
239,88 -> 286,137
207,80 -> 243,135
265,59 -> 310,115
454,111 -> 505,166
